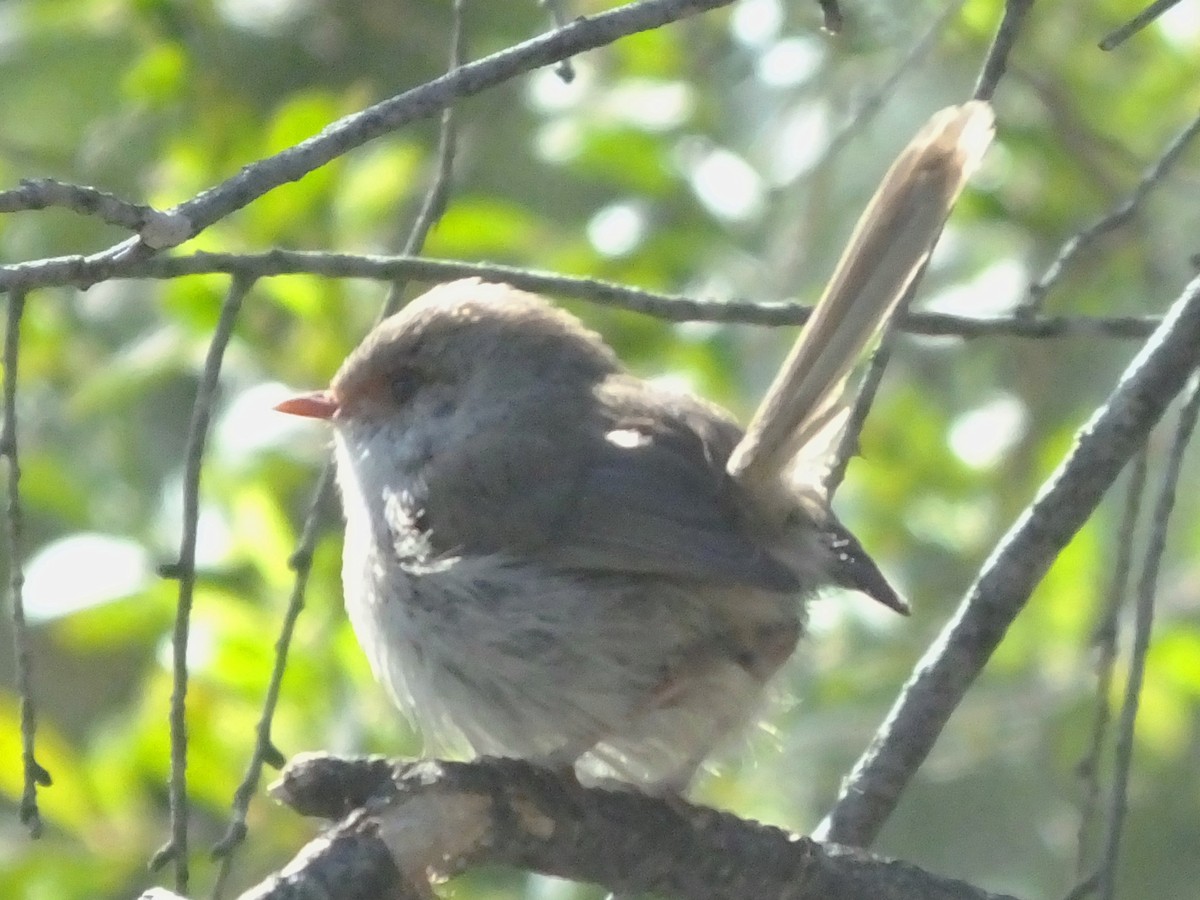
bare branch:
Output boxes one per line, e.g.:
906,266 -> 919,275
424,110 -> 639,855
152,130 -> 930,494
387,4 -> 466,309
0,250 -> 1164,339
200,755 -> 1024,900
974,0 -> 1035,102
44,0 -> 735,271
0,179 -> 191,248
1096,376 -> 1200,900
817,272 -> 1200,848
1,289 -> 51,838
825,332 -> 896,496
1099,0 -> 1186,50
151,277 -> 254,892
1026,108 -> 1200,311
207,466 -> 334,895
169,0 -> 731,238
1073,452 -> 1146,882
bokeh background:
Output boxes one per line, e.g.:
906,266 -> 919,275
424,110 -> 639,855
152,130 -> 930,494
2,0 -> 1199,898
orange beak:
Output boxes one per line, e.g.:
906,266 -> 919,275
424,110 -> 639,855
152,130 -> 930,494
275,390 -> 339,420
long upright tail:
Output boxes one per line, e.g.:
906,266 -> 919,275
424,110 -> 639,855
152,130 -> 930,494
727,101 -> 995,494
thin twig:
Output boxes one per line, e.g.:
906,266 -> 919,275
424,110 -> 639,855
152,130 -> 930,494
825,334 -> 895,496
31,0 -> 734,272
973,0 -> 1035,102
1026,108 -> 1200,312
1072,451 -> 1146,885
0,179 -> 191,249
396,118 -> 459,265
1099,0 -> 1186,50
0,250 -> 1166,339
151,277 -> 253,893
1097,376 -> 1200,900
815,273 -> 1200,848
2,289 -> 51,838
541,0 -> 577,82
166,0 -> 730,237
388,0 -> 465,310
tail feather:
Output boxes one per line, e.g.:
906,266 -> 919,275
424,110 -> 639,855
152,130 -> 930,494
728,101 -> 995,494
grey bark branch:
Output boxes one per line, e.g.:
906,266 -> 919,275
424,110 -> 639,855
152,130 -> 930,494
151,277 -> 254,892
816,273 -> 1200,847
143,754 -> 1025,900
1025,107 -> 1200,312
0,179 -> 191,248
2,289 -> 50,838
1073,451 -> 1146,881
1096,377 -> 1200,900
973,0 -> 1033,101
1,0 -> 734,279
1100,0 -> 1186,49
0,250 -> 1163,339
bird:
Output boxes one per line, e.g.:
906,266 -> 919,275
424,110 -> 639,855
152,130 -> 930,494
276,101 -> 994,791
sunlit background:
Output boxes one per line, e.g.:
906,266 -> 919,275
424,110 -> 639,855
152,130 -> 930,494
2,0 -> 1200,898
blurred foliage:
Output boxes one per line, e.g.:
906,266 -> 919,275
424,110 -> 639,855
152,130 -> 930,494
2,0 -> 1200,898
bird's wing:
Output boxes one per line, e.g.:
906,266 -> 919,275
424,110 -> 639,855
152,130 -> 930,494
417,377 -> 800,593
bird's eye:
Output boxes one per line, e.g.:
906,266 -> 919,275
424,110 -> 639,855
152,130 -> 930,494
390,365 -> 423,406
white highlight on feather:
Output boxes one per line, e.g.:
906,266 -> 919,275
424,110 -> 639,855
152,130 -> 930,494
606,427 -> 651,450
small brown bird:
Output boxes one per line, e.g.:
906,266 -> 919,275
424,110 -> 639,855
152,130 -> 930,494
278,102 -> 993,790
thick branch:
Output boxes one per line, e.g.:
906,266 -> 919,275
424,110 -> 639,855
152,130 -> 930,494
818,273 -> 1200,847
153,754 -> 1021,900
